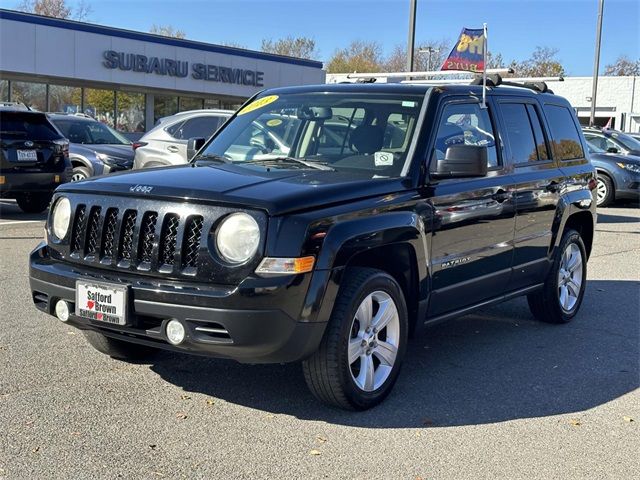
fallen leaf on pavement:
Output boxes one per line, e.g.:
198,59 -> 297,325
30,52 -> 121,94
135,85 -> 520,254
264,413 -> 275,419
205,399 -> 215,406
623,416 -> 634,422
569,419 -> 581,426
149,444 -> 157,450
309,449 -> 322,456
316,436 -> 327,443
175,412 -> 188,420
180,394 -> 191,401
31,447 -> 40,453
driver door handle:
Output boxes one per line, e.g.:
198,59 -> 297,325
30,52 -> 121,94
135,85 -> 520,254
167,145 -> 179,153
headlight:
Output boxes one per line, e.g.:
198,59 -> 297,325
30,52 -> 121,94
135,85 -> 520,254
215,213 -> 260,264
616,162 -> 640,174
51,197 -> 71,240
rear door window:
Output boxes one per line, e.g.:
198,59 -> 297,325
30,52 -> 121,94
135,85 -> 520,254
180,116 -> 224,139
499,103 -> 539,164
544,105 -> 584,160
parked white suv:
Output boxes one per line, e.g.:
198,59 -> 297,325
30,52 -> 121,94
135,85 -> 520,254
133,109 -> 232,169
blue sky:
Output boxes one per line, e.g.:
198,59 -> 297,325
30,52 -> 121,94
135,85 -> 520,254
2,0 -> 638,74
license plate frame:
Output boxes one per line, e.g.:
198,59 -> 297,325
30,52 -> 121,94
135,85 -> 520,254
75,281 -> 129,326
16,149 -> 38,162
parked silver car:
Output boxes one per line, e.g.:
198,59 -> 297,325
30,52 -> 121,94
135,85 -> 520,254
133,109 -> 232,169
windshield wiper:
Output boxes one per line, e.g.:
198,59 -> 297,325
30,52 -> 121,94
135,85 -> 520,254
241,156 -> 334,171
192,153 -> 232,165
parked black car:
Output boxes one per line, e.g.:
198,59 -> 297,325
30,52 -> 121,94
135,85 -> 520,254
30,80 -> 597,410
48,114 -> 134,181
0,103 -> 71,212
586,142 -> 640,207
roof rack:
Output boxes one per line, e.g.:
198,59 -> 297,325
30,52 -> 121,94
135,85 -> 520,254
345,68 -> 514,81
0,101 -> 32,111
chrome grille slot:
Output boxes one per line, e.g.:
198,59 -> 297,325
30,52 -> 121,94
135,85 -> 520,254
182,215 -> 203,270
101,208 -> 119,259
159,213 -> 180,268
138,211 -> 158,265
85,206 -> 102,256
118,210 -> 137,262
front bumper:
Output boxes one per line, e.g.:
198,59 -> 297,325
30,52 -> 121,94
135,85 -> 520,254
30,243 -> 328,363
0,168 -> 72,195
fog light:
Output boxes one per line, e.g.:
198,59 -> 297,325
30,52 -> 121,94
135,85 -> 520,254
55,300 -> 70,322
166,319 -> 186,345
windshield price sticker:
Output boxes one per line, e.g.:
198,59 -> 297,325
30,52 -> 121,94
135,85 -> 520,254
238,95 -> 279,115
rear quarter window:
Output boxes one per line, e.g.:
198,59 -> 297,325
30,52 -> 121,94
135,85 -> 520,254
544,105 -> 584,161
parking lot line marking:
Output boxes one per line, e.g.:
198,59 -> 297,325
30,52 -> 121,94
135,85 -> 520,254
0,220 -> 45,226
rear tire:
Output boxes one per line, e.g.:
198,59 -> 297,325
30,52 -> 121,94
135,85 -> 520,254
303,267 -> 408,410
527,229 -> 587,324
83,330 -> 159,362
15,192 -> 52,213
596,174 -> 614,207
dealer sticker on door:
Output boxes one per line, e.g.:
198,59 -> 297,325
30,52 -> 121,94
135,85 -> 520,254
75,281 -> 127,325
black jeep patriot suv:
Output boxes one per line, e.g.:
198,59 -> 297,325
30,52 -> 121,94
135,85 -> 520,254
29,80 -> 597,410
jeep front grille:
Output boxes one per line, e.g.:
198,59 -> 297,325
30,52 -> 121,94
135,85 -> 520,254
68,203 -> 206,275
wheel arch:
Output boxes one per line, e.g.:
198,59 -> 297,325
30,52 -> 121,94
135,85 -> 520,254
550,189 -> 596,260
69,156 -> 94,175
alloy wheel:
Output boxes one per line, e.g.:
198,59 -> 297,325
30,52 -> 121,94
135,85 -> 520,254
596,178 -> 608,205
348,291 -> 400,392
557,243 -> 583,312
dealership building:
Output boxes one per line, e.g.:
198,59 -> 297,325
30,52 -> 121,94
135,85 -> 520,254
0,9 -> 325,133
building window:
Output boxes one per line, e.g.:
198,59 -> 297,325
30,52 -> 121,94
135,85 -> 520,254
204,98 -> 222,109
49,84 -> 82,114
84,88 -> 115,127
0,80 -> 8,102
179,97 -> 204,112
11,81 -> 46,111
116,91 -> 145,133
154,95 -> 178,124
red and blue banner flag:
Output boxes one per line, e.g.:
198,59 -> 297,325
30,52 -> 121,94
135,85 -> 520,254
441,28 -> 486,72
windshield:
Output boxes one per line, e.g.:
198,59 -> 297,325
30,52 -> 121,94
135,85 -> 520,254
608,130 -> 640,151
197,92 -> 425,177
52,118 -> 131,145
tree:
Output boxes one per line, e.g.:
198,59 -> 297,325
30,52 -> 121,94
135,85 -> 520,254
16,0 -> 91,21
220,41 -> 248,49
327,40 -> 384,73
511,46 -> 565,77
261,36 -> 319,60
604,55 -> 640,76
149,24 -> 186,39
383,40 -> 450,72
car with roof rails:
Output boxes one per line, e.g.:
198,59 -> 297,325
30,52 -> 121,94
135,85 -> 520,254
30,79 -> 597,410
1,102 -> 72,212
582,126 -> 640,156
133,109 -> 232,169
48,113 -> 134,182
584,140 -> 640,206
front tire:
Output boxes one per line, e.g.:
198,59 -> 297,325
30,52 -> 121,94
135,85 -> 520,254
15,192 -> 52,213
83,330 -> 159,362
303,268 -> 408,410
71,166 -> 91,182
596,174 -> 614,207
527,229 -> 587,324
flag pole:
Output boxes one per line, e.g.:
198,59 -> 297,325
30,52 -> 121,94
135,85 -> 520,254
482,22 -> 487,109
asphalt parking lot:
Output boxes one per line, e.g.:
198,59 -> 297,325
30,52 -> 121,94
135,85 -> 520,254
0,199 -> 638,479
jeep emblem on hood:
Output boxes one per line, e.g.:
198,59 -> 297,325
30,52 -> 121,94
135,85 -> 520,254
129,184 -> 154,194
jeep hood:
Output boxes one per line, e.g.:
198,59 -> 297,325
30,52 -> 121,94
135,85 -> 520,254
56,164 -> 409,215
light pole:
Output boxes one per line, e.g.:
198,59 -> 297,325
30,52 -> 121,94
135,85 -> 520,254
590,0 -> 605,127
418,46 -> 440,71
407,0 -> 417,73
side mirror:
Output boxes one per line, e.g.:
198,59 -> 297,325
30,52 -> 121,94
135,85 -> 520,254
187,137 -> 206,160
432,145 -> 488,179
606,147 -> 619,154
